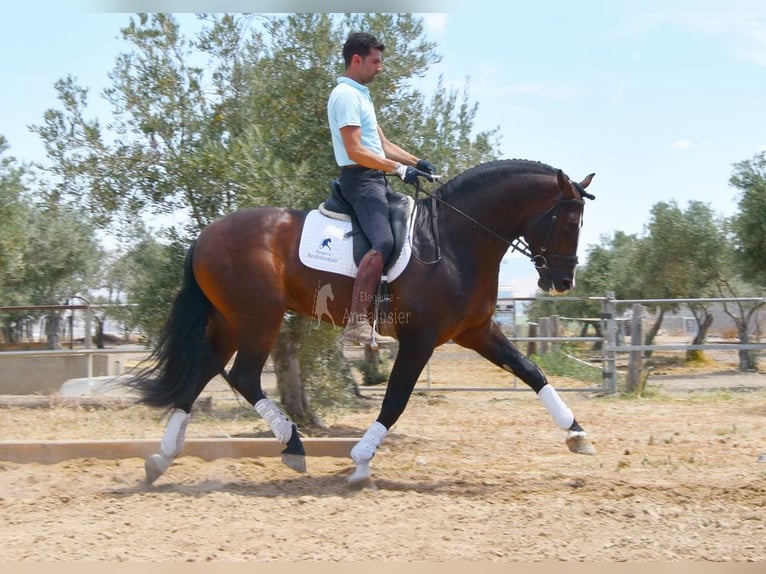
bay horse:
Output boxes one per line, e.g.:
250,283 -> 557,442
128,159 -> 596,485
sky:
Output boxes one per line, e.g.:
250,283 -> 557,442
1,1 -> 765,296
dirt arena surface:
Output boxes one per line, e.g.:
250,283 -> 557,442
0,343 -> 765,562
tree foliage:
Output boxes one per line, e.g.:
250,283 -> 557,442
729,151 -> 766,287
633,200 -> 725,299
0,137 -> 31,303
0,137 -> 104,345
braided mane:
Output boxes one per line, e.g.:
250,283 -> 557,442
433,159 -> 559,203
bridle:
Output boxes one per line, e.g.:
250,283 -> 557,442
512,195 -> 585,275
413,179 -> 591,273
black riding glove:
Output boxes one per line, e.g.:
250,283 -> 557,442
416,159 -> 435,177
393,163 -> 422,185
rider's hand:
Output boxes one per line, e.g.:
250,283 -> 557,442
416,159 -> 436,177
393,163 -> 421,185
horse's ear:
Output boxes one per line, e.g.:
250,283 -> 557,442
556,169 -> 576,198
579,173 -> 596,189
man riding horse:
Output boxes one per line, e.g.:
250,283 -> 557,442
327,31 -> 436,346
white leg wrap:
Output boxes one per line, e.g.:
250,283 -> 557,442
255,398 -> 294,444
538,385 -> 574,430
351,421 -> 388,465
159,408 -> 190,459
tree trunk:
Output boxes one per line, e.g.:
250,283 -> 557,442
580,320 -> 602,351
687,309 -> 713,362
1,318 -> 13,344
271,314 -> 324,427
95,315 -> 106,349
46,313 -> 63,350
643,307 -> 665,358
335,335 -> 363,398
360,344 -> 390,385
737,323 -> 758,372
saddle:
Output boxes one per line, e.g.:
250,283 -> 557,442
319,180 -> 414,272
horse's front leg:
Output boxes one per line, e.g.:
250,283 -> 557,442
454,321 -> 596,455
349,335 -> 435,484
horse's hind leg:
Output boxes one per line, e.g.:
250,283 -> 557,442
226,326 -> 307,474
454,321 -> 596,455
145,366 -> 227,485
145,313 -> 236,485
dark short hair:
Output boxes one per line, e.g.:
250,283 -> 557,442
342,32 -> 385,68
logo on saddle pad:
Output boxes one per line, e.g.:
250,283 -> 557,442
298,209 -> 414,282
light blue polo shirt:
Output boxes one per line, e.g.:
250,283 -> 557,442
327,76 -> 384,167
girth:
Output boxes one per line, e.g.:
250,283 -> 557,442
319,179 -> 413,271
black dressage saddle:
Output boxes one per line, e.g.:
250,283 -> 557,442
319,179 -> 413,272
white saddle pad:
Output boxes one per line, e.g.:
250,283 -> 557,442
298,207 -> 415,282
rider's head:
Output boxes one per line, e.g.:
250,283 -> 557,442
342,32 -> 385,85
342,32 -> 385,67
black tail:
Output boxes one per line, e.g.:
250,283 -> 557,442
127,240 -> 220,410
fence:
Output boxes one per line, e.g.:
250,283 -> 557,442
514,293 -> 766,394
1,296 -> 764,395
599,294 -> 765,393
0,303 -> 144,394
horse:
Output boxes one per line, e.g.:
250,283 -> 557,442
128,158 -> 596,485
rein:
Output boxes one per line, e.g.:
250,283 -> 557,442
413,180 -> 586,271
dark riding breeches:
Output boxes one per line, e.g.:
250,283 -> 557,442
339,167 -> 395,263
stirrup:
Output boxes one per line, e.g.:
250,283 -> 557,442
343,322 -> 395,347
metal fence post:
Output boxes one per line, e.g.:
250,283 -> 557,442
84,304 -> 92,349
602,292 -> 617,393
627,303 -> 644,392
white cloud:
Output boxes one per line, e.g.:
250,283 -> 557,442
670,139 -> 692,150
612,77 -> 629,105
740,16 -> 766,65
613,50 -> 641,105
421,13 -> 448,36
652,12 -> 766,66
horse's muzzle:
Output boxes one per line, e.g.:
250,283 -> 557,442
537,273 -> 574,295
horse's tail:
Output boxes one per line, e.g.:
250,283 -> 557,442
127,240 -> 221,410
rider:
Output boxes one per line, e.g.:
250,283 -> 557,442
327,31 -> 436,345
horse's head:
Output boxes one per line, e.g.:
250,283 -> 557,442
523,170 -> 595,295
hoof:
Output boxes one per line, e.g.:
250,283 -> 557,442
144,454 -> 171,485
758,454 -> 766,463
566,431 -> 597,455
280,425 -> 306,472
281,452 -> 307,473
347,462 -> 372,485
